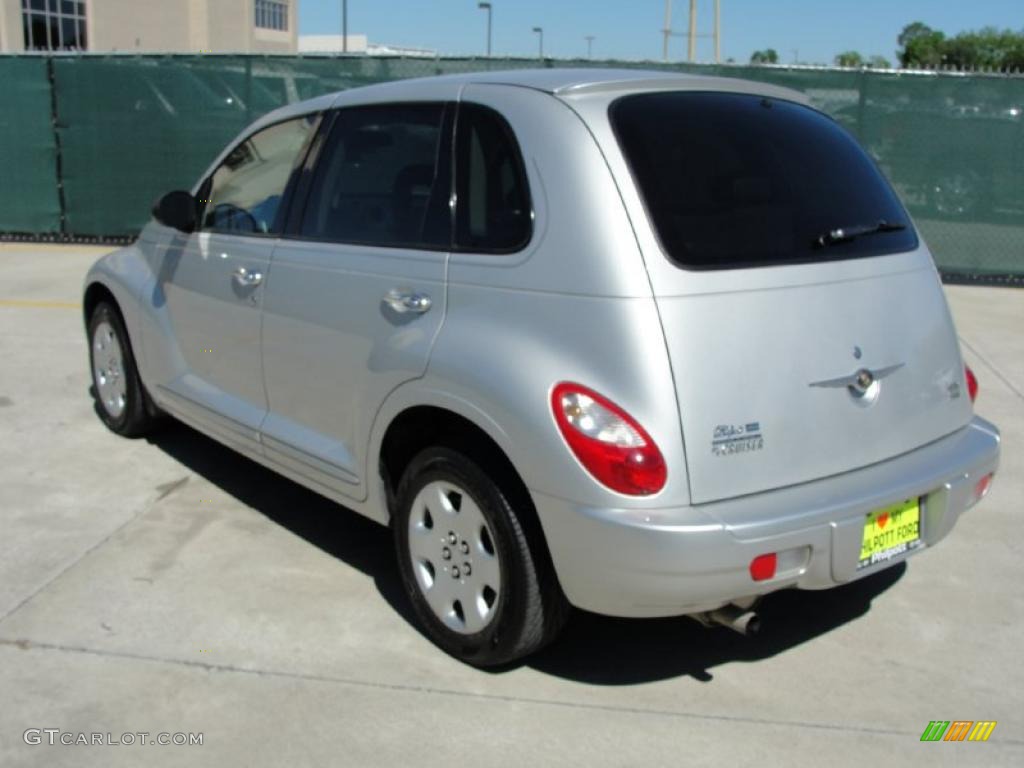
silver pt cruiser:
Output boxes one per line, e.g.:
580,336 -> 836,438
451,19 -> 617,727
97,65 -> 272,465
84,70 -> 1000,666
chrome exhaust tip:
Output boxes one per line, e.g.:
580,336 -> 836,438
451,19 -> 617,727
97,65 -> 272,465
701,604 -> 761,637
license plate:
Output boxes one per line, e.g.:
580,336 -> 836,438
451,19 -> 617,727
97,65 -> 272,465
858,498 -> 923,571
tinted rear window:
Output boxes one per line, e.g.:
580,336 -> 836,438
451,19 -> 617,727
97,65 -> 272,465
610,92 -> 917,269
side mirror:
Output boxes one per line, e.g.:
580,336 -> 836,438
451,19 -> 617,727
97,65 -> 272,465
152,190 -> 197,233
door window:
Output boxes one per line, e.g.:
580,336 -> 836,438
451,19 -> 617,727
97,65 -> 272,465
298,104 -> 451,249
202,114 -> 318,235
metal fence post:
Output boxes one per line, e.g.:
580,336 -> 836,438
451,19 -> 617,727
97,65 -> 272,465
244,57 -> 253,127
855,67 -> 868,143
46,56 -> 68,237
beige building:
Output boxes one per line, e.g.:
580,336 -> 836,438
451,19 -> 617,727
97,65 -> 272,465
0,0 -> 298,54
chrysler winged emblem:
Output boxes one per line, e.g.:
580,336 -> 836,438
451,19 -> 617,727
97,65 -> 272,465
809,363 -> 904,396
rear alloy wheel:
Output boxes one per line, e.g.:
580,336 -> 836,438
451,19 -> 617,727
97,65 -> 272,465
393,447 -> 568,666
407,479 -> 503,635
88,302 -> 158,437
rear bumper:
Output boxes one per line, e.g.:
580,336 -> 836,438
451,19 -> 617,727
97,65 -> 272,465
535,416 -> 1000,618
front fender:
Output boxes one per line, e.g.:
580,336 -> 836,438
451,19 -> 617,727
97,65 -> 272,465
83,244 -> 153,379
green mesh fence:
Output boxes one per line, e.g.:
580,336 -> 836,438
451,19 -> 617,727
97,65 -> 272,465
0,54 -> 1022,280
0,57 -> 60,233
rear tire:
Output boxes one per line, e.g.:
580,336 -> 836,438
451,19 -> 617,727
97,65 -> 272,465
393,446 -> 569,666
87,301 -> 159,437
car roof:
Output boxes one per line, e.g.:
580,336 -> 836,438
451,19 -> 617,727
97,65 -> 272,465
251,68 -> 809,133
416,67 -> 801,98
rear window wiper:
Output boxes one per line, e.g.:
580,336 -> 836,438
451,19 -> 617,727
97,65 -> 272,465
813,220 -> 907,248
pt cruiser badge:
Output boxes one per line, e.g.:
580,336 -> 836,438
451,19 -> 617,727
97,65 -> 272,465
712,422 -> 765,456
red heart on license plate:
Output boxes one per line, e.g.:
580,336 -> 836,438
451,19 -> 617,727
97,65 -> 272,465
877,512 -> 890,529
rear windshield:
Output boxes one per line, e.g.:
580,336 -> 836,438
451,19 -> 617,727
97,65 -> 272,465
610,92 -> 917,270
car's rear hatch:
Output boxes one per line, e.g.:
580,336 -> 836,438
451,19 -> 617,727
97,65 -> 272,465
605,90 -> 973,504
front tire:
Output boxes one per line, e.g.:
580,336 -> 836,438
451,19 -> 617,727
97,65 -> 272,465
393,447 -> 568,666
88,301 -> 158,437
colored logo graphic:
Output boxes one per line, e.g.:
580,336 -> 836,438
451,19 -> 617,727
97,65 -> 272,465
920,721 -> 997,742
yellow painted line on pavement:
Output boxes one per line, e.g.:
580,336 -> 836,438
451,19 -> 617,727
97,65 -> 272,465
0,298 -> 82,309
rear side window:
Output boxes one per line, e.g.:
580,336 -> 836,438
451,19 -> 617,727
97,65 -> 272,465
299,103 -> 451,249
202,115 -> 318,235
610,92 -> 917,270
455,103 -> 532,252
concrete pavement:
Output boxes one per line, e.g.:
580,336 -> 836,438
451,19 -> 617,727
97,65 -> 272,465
0,245 -> 1021,766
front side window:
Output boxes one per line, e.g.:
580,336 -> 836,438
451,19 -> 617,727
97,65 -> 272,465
610,91 -> 917,270
299,104 -> 451,249
454,103 -> 532,252
203,114 -> 318,235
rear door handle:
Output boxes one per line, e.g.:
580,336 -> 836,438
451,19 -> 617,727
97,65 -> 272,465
384,289 -> 432,314
232,267 -> 263,287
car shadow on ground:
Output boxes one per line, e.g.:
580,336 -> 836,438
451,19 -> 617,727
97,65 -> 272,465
148,419 -> 906,685
528,565 -> 904,684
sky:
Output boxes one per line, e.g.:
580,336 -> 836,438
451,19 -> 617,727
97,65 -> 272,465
298,0 -> 1023,64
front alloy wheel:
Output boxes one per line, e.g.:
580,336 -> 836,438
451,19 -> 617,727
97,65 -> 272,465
92,318 -> 128,420
87,301 -> 158,437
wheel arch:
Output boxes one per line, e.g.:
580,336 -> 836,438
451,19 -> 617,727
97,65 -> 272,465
369,386 -> 530,524
82,245 -> 155,388
371,387 -> 565,611
83,275 -> 148,379
83,280 -> 120,329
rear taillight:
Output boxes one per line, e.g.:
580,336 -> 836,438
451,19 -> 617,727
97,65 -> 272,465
551,382 -> 667,496
965,364 -> 978,403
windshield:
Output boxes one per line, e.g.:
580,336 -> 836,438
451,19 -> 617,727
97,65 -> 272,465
610,91 -> 918,270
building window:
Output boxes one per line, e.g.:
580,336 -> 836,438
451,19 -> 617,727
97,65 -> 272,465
255,0 -> 289,32
21,0 -> 87,50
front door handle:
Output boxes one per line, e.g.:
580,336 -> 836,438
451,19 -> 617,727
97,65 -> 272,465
384,289 -> 432,314
232,267 -> 263,288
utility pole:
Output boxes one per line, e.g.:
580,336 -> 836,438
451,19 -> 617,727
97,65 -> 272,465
662,0 -> 672,62
532,26 -> 543,59
714,0 -> 720,63
478,2 -> 492,57
341,0 -> 348,53
687,0 -> 697,62
664,2 -> 723,64
585,35 -> 595,59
